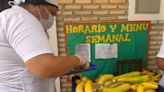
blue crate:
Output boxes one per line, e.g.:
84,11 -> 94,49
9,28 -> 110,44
72,76 -> 80,92
69,64 -> 96,92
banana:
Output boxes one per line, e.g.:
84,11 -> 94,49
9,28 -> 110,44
76,77 -> 88,92
117,75 -> 152,84
141,82 -> 158,90
81,77 -> 88,82
75,79 -> 81,84
137,85 -> 144,92
130,84 -> 139,92
142,70 -> 155,75
113,71 -> 141,81
154,73 -> 162,82
97,74 -> 114,84
102,88 -> 108,92
95,78 -> 99,83
145,89 -> 156,92
104,80 -> 112,86
76,81 -> 85,92
83,62 -> 90,69
84,79 -> 93,92
75,72 -> 83,76
106,83 -> 131,92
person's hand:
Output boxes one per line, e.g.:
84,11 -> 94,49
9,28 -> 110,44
74,54 -> 89,66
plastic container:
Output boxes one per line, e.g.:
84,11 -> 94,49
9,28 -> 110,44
72,76 -> 80,92
157,85 -> 164,92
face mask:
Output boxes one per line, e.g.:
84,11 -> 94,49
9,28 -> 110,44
40,14 -> 54,30
37,6 -> 54,30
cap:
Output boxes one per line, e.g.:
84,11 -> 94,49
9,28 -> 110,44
8,0 -> 58,7
45,0 -> 58,7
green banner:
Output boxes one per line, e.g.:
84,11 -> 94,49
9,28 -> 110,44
64,21 -> 150,79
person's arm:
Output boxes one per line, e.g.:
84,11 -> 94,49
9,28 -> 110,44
156,57 -> 164,71
26,54 -> 80,78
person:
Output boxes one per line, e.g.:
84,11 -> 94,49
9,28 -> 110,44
156,31 -> 164,92
0,0 -> 88,92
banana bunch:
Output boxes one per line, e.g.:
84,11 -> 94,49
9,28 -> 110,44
142,70 -> 161,82
76,77 -> 94,92
76,80 -> 85,92
136,82 -> 158,92
84,80 -> 93,92
75,70 -> 161,92
130,82 -> 158,92
151,72 -> 161,82
76,77 -> 86,92
112,71 -> 141,82
76,74 -> 114,92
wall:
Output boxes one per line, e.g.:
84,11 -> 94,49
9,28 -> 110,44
55,0 -> 164,92
148,20 -> 164,71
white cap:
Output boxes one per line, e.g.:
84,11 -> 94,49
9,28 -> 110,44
8,0 -> 58,7
8,0 -> 25,5
45,0 -> 58,7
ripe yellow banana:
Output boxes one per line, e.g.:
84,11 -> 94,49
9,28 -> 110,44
145,89 -> 156,92
137,85 -> 144,92
117,75 -> 152,84
97,74 -> 114,84
154,73 -> 161,82
113,71 -> 141,81
83,62 -> 90,69
75,79 -> 81,84
106,83 -> 131,92
141,82 -> 158,90
104,80 -> 112,86
81,77 -> 88,82
76,81 -> 85,92
102,88 -> 108,92
130,84 -> 139,91
142,70 -> 155,75
84,79 -> 93,92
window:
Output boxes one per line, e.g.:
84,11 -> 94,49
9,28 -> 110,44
128,0 -> 164,20
136,0 -> 160,14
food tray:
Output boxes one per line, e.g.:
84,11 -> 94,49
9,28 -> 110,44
64,63 -> 96,75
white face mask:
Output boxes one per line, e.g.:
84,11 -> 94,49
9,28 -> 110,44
37,6 -> 54,30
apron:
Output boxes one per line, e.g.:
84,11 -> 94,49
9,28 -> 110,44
20,68 -> 56,92
0,68 -> 56,92
159,70 -> 164,92
0,85 -> 22,92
